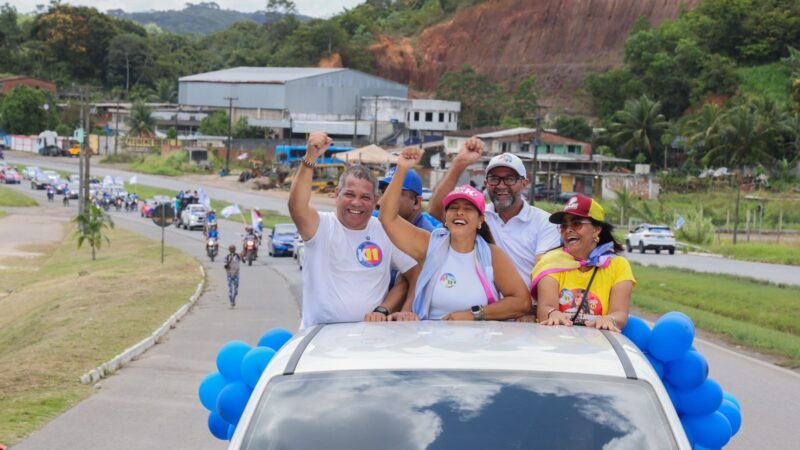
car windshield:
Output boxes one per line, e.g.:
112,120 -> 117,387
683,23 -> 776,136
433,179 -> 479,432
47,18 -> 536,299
274,224 -> 297,236
240,371 -> 678,450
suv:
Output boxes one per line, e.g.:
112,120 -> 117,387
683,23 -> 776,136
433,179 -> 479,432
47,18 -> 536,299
229,322 -> 689,449
180,204 -> 207,230
626,224 -> 677,254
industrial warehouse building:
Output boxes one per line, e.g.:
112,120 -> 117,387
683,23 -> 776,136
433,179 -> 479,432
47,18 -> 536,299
178,67 -> 459,145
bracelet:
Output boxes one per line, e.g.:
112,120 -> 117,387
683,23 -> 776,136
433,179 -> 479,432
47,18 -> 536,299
373,306 -> 390,317
546,307 -> 558,319
301,158 -> 316,169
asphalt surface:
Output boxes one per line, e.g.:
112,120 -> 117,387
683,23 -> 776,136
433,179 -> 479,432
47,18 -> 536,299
5,152 -> 800,449
5,182 -> 303,450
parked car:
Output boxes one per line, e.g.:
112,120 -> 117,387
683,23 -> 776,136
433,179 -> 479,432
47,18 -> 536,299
556,191 -> 580,203
229,322 -> 690,449
22,166 -> 40,180
626,224 -> 677,254
180,204 -> 207,230
266,223 -> 298,257
1,168 -> 21,184
421,187 -> 432,202
30,172 -> 51,190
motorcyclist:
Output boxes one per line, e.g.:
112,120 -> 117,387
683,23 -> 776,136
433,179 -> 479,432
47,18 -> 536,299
242,226 -> 258,258
62,187 -> 70,206
207,209 -> 217,224
207,222 -> 219,240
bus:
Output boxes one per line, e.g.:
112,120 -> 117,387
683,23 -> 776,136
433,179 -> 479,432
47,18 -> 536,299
275,145 -> 352,165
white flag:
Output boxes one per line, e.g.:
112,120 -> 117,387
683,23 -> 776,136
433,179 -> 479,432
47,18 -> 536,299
102,175 -> 113,187
220,204 -> 241,218
129,175 -> 138,185
198,188 -> 211,209
237,152 -> 249,161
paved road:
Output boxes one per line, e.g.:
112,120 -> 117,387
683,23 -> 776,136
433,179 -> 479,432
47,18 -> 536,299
627,251 -> 800,287
6,156 -> 800,449
6,183 -> 303,450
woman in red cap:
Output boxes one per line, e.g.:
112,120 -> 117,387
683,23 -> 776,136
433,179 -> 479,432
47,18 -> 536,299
529,195 -> 635,331
379,147 -> 530,321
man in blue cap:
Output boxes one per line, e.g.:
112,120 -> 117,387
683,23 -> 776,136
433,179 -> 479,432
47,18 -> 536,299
378,167 -> 437,232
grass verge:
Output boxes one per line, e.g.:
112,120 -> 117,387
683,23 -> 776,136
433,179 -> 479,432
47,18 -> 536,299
0,225 -> 201,445
126,183 -> 292,228
0,186 -> 38,207
705,241 -> 800,266
632,263 -> 800,366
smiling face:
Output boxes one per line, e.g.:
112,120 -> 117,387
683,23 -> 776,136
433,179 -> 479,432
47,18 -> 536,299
560,213 -> 602,258
336,175 -> 379,230
444,199 -> 483,239
486,167 -> 528,212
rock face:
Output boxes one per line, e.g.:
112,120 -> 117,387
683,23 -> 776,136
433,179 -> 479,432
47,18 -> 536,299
370,0 -> 699,114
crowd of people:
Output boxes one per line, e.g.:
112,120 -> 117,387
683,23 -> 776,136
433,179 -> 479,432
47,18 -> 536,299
288,131 -> 635,331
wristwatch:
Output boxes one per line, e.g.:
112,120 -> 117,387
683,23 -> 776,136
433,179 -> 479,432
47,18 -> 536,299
373,306 -> 390,317
471,305 -> 485,321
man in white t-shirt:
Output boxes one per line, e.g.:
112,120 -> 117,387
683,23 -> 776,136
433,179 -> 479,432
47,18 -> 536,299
429,138 -> 561,286
289,132 -> 420,329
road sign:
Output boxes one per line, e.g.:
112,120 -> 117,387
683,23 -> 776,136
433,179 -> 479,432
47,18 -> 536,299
73,128 -> 85,144
152,204 -> 175,228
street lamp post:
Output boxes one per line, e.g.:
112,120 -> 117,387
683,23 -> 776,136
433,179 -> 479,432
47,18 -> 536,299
224,96 -> 238,175
43,103 -> 50,130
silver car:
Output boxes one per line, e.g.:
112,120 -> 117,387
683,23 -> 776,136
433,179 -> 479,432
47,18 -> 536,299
229,322 -> 690,449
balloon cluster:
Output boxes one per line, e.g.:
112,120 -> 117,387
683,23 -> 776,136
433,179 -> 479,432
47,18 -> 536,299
198,328 -> 293,441
622,313 -> 742,449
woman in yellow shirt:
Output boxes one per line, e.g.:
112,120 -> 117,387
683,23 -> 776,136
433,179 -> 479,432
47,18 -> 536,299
530,195 -> 635,331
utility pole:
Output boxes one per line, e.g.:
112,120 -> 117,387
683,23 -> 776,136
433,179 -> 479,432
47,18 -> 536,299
353,94 -> 359,146
528,117 -> 542,206
78,91 -> 85,216
224,96 -> 238,175
373,96 -> 378,145
114,97 -> 120,156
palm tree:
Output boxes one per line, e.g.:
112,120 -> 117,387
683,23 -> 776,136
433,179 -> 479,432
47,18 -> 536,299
610,95 -> 670,168
127,100 -> 156,137
152,79 -> 177,103
74,205 -> 115,261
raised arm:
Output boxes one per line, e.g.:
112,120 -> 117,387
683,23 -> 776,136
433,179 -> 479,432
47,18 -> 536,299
378,147 -> 430,261
428,137 -> 484,222
288,132 -> 332,240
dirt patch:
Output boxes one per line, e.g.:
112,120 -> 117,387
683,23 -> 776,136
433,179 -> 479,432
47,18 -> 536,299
0,207 -> 70,260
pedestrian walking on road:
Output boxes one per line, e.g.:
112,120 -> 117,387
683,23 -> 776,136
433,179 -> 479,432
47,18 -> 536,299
224,244 -> 242,308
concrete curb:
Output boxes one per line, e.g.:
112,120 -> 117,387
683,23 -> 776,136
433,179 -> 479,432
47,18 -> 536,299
79,264 -> 207,385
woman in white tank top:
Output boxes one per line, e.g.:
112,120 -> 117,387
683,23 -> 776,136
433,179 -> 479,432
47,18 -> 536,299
379,147 -> 531,321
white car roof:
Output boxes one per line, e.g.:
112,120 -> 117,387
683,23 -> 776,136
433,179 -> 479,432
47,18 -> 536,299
268,322 -> 655,381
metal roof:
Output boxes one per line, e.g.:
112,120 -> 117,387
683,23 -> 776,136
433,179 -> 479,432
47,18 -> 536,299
179,67 -> 347,84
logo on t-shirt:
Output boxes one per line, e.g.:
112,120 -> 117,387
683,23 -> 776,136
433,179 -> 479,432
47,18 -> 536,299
356,241 -> 383,267
558,288 -> 603,321
439,273 -> 457,288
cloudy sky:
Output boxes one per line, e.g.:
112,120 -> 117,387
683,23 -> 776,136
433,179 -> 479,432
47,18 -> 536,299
13,1 -> 366,18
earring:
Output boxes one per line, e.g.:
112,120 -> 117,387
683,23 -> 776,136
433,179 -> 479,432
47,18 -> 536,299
593,236 -> 600,243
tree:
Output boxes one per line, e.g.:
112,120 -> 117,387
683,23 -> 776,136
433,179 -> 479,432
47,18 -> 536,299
436,65 -> 507,129
552,115 -> 592,141
506,74 -> 539,125
153,79 -> 177,103
199,110 -> 229,136
610,95 -> 670,167
585,69 -> 645,120
127,100 -> 155,137
0,85 -> 58,134
73,205 -> 115,261
107,33 -> 151,92
266,0 -> 297,16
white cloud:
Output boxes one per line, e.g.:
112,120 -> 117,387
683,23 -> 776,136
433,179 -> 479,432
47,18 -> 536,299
12,1 -> 366,19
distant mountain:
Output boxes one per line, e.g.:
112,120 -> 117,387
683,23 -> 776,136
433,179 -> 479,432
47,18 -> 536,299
107,2 -> 311,35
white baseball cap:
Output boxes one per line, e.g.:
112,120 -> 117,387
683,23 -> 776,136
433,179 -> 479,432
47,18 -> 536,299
485,153 -> 526,179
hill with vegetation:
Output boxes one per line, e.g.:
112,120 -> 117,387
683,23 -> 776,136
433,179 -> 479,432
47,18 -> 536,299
106,2 -> 310,35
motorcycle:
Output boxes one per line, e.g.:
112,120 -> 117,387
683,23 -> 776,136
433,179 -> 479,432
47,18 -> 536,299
101,197 -> 111,211
244,238 -> 257,266
114,197 -> 123,211
206,237 -> 219,262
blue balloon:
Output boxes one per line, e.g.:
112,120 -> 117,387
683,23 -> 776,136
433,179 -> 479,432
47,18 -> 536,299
681,417 -> 694,446
208,411 -> 229,440
723,391 -> 741,410
677,378 -> 723,416
199,372 -> 229,411
665,350 -> 708,389
645,352 -> 664,377
622,315 -> 651,351
683,411 -> 732,449
719,399 -> 742,435
692,446 -> 719,450
217,381 -> 252,425
664,382 -> 680,408
216,340 -> 252,381
241,347 -> 276,389
227,423 -> 237,441
648,314 -> 695,362
258,328 -> 293,351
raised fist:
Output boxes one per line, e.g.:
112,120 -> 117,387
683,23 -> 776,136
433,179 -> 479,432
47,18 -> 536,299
454,137 -> 484,166
306,131 -> 332,161
397,147 -> 423,168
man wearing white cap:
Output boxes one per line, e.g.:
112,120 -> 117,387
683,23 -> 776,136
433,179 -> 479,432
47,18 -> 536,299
429,138 -> 561,286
